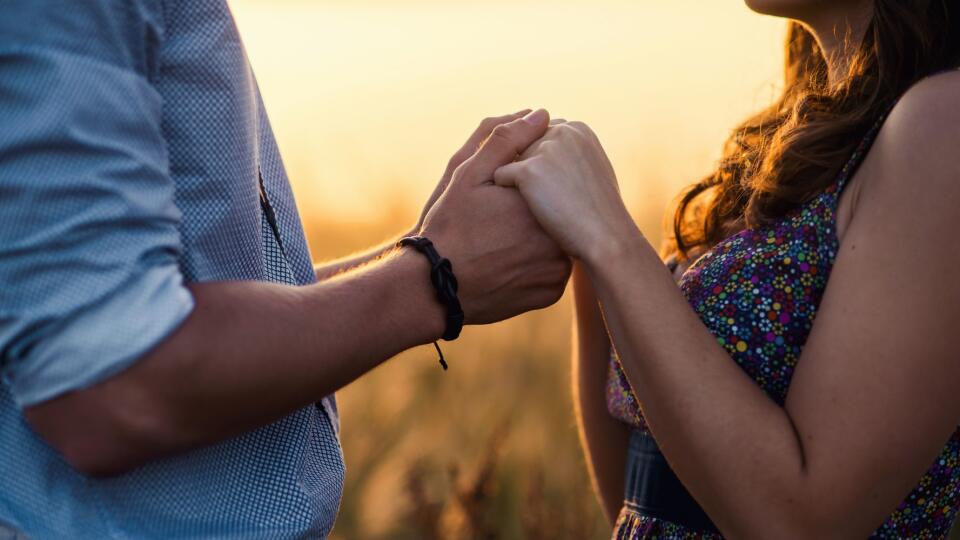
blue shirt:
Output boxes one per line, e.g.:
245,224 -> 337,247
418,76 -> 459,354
0,1 -> 345,537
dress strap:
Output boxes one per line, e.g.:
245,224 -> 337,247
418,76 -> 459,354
831,103 -> 896,195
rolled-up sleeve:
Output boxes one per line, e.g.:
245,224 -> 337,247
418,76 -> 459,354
0,1 -> 194,408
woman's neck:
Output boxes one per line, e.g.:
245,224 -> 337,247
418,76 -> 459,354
802,3 -> 873,88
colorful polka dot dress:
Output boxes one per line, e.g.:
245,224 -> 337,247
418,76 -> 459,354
606,108 -> 960,539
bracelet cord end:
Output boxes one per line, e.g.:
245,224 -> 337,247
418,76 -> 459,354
399,235 -> 465,370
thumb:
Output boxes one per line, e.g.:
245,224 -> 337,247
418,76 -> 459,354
458,109 -> 549,185
492,159 -> 529,189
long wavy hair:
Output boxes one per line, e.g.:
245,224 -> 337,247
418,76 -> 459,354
669,0 -> 960,261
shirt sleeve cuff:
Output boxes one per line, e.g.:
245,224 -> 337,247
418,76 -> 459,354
4,264 -> 195,409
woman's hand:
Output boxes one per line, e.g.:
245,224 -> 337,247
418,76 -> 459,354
493,121 -> 639,262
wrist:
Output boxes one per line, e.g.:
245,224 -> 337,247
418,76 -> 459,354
583,227 -> 664,294
581,216 -> 646,269
392,248 -> 447,344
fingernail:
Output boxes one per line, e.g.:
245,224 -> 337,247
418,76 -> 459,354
523,109 -> 548,126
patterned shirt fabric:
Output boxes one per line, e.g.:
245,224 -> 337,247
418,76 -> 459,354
607,108 -> 960,538
0,1 -> 344,538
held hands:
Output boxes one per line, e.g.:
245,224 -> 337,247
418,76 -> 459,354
419,109 -> 572,325
493,122 -> 638,264
413,109 -> 532,234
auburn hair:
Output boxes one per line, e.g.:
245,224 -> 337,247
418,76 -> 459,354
669,0 -> 960,260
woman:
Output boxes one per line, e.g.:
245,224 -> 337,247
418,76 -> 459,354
494,0 -> 960,538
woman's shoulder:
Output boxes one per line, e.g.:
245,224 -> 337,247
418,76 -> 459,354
842,69 -> 960,254
884,69 -> 960,151
868,69 -> 960,197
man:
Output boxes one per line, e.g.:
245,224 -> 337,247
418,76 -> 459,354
0,1 -> 570,538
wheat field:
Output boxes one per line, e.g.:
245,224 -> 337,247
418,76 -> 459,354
229,2 -> 960,538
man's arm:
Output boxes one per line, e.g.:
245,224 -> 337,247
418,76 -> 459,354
313,236 -> 411,281
29,250 -> 444,476
25,110 -> 571,477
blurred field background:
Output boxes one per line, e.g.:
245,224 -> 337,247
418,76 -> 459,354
230,1 -> 787,538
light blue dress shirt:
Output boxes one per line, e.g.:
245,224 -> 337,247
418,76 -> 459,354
0,1 -> 345,537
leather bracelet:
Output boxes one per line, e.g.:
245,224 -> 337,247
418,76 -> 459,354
398,236 -> 465,369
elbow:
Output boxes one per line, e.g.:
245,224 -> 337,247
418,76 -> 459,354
58,441 -> 143,478
46,414 -> 172,478
46,419 -> 166,478
24,385 -> 181,478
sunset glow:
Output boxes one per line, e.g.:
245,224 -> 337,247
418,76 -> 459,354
231,0 -> 786,235
227,3 -> 790,536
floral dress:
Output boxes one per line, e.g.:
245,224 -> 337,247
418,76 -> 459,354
606,107 -> 960,539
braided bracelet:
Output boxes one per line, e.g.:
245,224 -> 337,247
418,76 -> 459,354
397,236 -> 465,369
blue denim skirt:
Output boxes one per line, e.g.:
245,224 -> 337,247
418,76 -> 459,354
613,430 -> 721,539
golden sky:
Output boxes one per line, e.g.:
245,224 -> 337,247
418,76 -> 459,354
230,0 -> 786,233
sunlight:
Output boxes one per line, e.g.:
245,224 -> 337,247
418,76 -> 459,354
225,4 -> 789,535
230,0 -> 786,233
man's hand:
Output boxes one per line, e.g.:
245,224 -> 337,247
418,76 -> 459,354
315,110 -> 534,281
413,109 -> 532,232
421,109 -> 572,324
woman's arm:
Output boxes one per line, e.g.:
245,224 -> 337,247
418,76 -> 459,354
495,73 -> 960,538
572,262 -> 630,524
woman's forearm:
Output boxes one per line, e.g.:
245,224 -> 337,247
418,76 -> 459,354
584,231 -> 818,539
572,263 -> 630,524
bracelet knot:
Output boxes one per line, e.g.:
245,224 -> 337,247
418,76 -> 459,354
398,235 -> 465,369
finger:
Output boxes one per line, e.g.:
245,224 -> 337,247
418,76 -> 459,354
471,110 -> 532,144
492,158 -> 534,188
460,109 -> 550,185
448,110 -> 533,172
470,110 -> 532,147
549,118 -> 567,125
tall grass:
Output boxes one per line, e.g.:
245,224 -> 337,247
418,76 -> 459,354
308,209 -> 619,539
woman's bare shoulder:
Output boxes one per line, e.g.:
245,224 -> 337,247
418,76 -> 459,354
883,69 -> 960,162
865,69 -> 960,207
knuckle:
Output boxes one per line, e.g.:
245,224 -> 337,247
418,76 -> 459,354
559,123 -> 583,141
513,159 -> 533,175
478,117 -> 498,131
554,124 -> 574,139
569,121 -> 598,142
489,123 -> 513,141
453,157 -> 478,181
449,148 -> 472,167
446,154 -> 463,171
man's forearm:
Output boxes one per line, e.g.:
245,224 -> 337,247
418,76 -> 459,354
26,248 -> 444,476
313,229 -> 414,281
